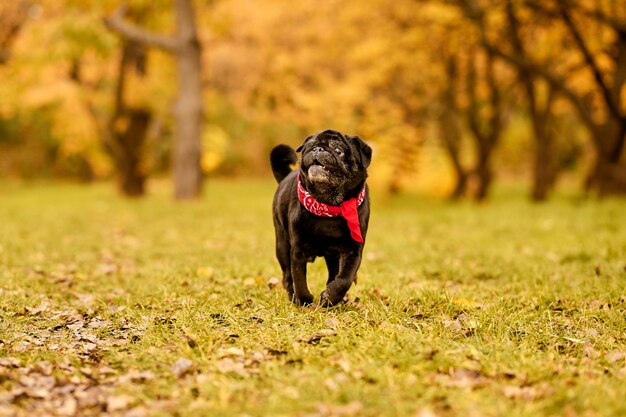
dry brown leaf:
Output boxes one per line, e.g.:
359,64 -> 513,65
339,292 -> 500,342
583,344 -> 600,359
606,351 -> 626,363
443,319 -> 462,332
11,341 -> 31,352
316,401 -> 363,416
215,358 -> 246,375
219,347 -> 245,357
0,357 -> 20,368
267,276 -> 280,289
75,386 -> 105,408
88,318 -> 111,328
299,329 -> 337,344
57,397 -> 78,416
96,263 -> 118,275
325,318 -> 340,329
436,368 -> 485,389
107,394 -> 133,412
25,301 -> 49,315
502,383 -> 551,401
369,287 -> 388,301
124,406 -> 148,417
119,370 -> 155,385
171,358 -> 193,378
19,374 -> 56,391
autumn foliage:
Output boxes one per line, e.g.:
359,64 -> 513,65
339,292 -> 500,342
1,0 -> 625,199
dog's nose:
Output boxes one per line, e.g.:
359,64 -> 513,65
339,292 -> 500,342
313,146 -> 323,154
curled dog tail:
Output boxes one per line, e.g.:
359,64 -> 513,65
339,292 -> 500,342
270,144 -> 297,183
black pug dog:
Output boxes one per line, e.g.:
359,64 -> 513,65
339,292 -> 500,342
270,129 -> 372,306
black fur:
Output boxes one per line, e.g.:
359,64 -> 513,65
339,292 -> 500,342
270,144 -> 297,183
270,129 -> 372,306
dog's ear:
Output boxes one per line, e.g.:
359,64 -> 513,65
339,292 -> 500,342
296,135 -> 314,153
349,135 -> 372,168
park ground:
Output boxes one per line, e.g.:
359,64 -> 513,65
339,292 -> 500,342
0,179 -> 625,417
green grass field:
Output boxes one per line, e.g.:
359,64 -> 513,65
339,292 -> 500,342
1,180 -> 625,417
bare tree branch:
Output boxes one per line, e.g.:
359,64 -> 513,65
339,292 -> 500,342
574,3 -> 626,33
611,32 -> 626,110
454,0 -> 596,129
103,6 -> 179,52
558,4 -> 621,118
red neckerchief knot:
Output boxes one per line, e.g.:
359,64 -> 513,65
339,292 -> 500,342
297,173 -> 367,243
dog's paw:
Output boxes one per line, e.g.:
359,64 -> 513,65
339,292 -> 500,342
319,290 -> 349,307
319,290 -> 336,307
293,293 -> 314,306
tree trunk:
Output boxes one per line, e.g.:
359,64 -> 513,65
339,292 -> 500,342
473,148 -> 494,202
108,41 -> 150,197
463,0 -> 626,198
112,109 -> 151,196
440,116 -> 468,200
172,0 -> 203,199
529,87 -> 557,202
465,50 -> 504,202
440,57 -> 469,199
586,121 -> 626,195
531,131 -> 554,201
70,40 -> 151,197
104,0 -> 204,200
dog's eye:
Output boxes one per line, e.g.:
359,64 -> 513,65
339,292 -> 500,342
335,148 -> 343,156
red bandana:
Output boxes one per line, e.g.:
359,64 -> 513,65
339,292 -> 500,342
297,173 -> 367,243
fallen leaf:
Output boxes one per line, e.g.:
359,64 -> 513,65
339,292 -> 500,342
369,287 -> 388,301
316,401 -> 363,416
215,358 -> 246,375
267,276 -> 280,289
81,342 -> 98,353
606,351 -> 626,363
436,368 -> 485,389
88,319 -> 111,328
502,383 -> 551,400
220,347 -> 245,357
443,319 -> 462,332
299,329 -> 337,344
124,406 -> 148,417
119,370 -> 155,384
57,397 -> 78,416
324,377 -> 339,391
11,341 -> 30,352
25,302 -> 49,315
106,394 -> 132,412
583,344 -> 600,358
171,358 -> 193,378
0,357 -> 20,368
325,318 -> 340,329
96,263 -> 118,275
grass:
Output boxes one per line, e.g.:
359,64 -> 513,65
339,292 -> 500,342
0,179 -> 625,417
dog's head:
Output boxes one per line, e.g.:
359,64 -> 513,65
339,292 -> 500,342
297,129 -> 372,205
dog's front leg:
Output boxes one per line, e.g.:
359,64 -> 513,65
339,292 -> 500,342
290,248 -> 314,305
324,255 -> 340,285
319,252 -> 361,306
275,234 -> 294,300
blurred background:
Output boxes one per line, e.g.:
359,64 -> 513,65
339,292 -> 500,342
1,0 -> 625,201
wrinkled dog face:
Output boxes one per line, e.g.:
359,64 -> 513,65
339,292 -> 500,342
297,129 -> 372,205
